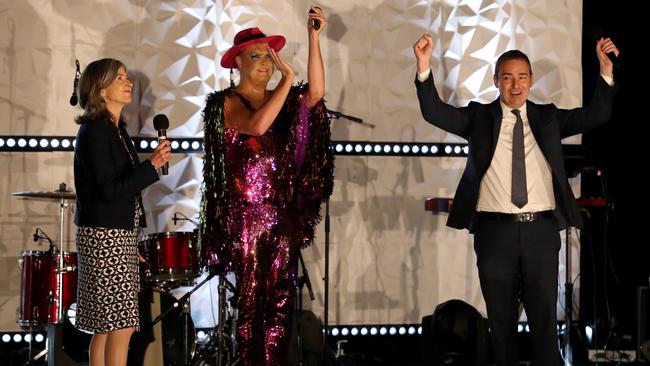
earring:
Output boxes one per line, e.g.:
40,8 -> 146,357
229,69 -> 235,89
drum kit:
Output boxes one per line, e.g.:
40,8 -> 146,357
11,185 -> 239,366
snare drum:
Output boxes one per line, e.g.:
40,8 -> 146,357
139,232 -> 199,287
18,250 -> 78,327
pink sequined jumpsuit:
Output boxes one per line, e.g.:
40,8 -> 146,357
199,84 -> 333,365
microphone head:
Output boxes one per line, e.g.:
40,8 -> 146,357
588,26 -> 604,42
153,114 -> 169,130
69,94 -> 78,106
309,8 -> 320,30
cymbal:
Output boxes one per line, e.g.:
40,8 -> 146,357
12,190 -> 76,200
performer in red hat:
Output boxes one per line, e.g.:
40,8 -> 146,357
199,7 -> 333,366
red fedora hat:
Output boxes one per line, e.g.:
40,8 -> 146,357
220,27 -> 286,69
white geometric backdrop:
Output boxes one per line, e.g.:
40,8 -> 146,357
0,0 -> 582,331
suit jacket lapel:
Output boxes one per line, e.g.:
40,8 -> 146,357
489,100 -> 502,156
525,101 -> 545,144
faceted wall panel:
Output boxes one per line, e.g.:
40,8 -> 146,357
0,0 -> 582,330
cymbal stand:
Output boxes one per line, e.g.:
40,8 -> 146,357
48,183 -> 75,366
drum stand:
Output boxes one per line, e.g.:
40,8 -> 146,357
215,273 -> 238,366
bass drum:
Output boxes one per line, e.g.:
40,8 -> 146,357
129,289 -> 196,366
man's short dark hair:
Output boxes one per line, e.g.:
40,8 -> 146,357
495,50 -> 532,76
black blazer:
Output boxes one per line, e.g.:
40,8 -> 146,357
74,117 -> 159,229
415,73 -> 616,230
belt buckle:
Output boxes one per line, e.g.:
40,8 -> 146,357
519,212 -> 534,222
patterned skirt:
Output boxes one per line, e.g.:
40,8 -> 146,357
75,226 -> 140,333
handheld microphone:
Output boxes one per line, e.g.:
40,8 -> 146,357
69,59 -> 81,106
172,212 -> 178,225
153,114 -> 169,175
309,7 -> 320,30
33,228 -> 39,242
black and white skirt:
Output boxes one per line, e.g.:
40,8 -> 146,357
75,226 -> 140,333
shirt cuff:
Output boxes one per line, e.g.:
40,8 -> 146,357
600,73 -> 614,86
417,69 -> 431,82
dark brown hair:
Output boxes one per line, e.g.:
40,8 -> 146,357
74,58 -> 127,125
494,50 -> 532,77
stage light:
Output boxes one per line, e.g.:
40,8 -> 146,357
399,327 -> 406,335
1,134 -> 476,157
2,334 -> 10,342
360,327 -> 368,335
421,299 -> 490,365
408,326 -> 416,335
331,328 -> 340,336
379,327 -> 387,335
585,325 -> 593,343
341,328 -> 349,336
24,334 -> 32,342
370,327 -> 378,335
13,334 -> 22,342
197,330 -> 207,341
35,333 -> 45,342
389,327 -> 397,335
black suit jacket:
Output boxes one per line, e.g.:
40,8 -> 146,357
74,117 -> 159,229
415,73 -> 616,230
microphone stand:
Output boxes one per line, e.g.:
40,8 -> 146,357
326,109 -> 374,129
172,212 -> 199,227
322,197 -> 333,365
147,272 -> 217,328
321,110 -> 365,365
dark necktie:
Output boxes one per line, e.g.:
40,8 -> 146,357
511,109 -> 528,208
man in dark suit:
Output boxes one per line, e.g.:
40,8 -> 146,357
413,34 -> 618,365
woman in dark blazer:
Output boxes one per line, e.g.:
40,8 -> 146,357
73,58 -> 171,366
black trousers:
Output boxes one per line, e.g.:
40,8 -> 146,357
473,216 -> 561,366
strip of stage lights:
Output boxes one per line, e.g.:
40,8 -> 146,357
0,136 -> 470,157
